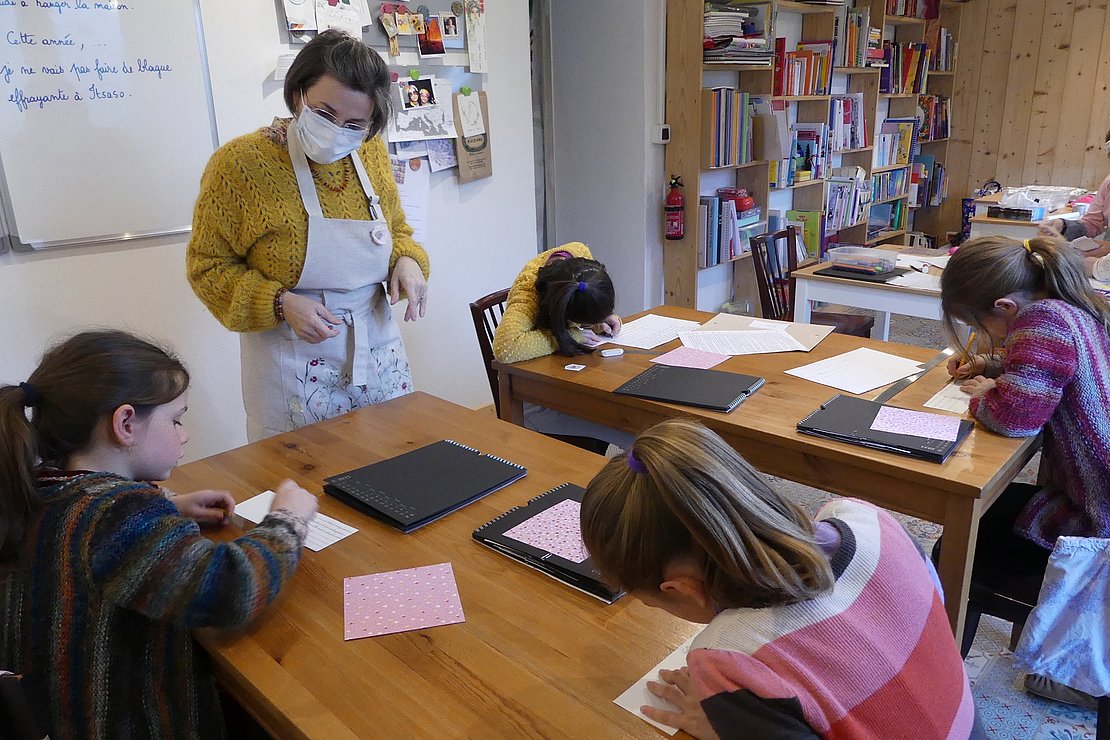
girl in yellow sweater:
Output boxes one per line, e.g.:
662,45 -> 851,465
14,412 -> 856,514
494,244 -> 633,450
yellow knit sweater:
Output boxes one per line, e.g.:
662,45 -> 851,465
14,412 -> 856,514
493,242 -> 599,364
186,120 -> 430,332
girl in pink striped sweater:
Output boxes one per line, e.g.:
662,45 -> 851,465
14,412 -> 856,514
581,419 -> 980,739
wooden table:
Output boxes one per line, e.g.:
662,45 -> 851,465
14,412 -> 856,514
495,306 -> 1039,638
168,393 -> 698,739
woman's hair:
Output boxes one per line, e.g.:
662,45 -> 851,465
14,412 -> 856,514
940,235 -> 1110,348
534,256 -> 616,356
283,29 -> 393,138
0,331 -> 189,565
580,419 -> 835,609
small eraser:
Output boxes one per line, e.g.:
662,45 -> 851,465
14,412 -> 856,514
564,363 -> 586,372
600,348 -> 624,357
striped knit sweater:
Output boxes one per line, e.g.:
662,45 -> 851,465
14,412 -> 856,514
969,299 -> 1110,548
687,499 -> 979,739
0,472 -> 305,739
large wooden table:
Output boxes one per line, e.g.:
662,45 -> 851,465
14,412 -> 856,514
168,393 -> 698,738
495,306 -> 1039,638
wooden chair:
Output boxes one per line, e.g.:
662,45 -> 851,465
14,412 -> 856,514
749,227 -> 875,338
0,672 -> 45,740
468,289 -> 608,455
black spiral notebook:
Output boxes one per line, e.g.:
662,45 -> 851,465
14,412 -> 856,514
473,483 -> 624,604
324,440 -> 527,533
613,364 -> 764,413
797,394 -> 974,463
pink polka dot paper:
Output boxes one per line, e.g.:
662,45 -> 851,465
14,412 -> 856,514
343,563 -> 465,640
870,405 -> 961,442
503,499 -> 590,563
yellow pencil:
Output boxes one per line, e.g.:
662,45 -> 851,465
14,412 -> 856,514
962,330 -> 976,363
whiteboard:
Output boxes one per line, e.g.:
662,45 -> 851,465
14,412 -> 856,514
0,0 -> 217,250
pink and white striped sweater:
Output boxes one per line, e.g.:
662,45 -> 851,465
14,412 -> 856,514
687,499 -> 979,739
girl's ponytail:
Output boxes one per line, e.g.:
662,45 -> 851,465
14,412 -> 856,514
0,384 -> 41,565
1027,236 -> 1110,332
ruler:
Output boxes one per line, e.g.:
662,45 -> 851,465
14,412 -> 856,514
871,348 -> 953,404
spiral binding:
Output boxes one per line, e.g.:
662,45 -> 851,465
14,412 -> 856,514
528,482 -> 570,505
445,439 -> 480,454
485,453 -> 525,470
474,482 -> 569,534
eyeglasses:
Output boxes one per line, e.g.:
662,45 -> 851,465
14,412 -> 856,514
302,94 -> 371,135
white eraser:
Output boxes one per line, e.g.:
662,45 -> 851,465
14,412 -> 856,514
564,363 -> 586,372
600,348 -> 624,357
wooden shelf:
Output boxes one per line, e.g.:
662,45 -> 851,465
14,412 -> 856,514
707,159 -> 768,172
873,193 -> 909,205
771,178 -> 826,192
776,0 -> 839,13
702,63 -> 774,72
841,218 -> 869,230
832,146 -> 875,154
880,92 -> 919,98
920,137 -> 950,144
834,66 -> 881,75
698,251 -> 753,272
885,15 -> 927,25
865,229 -> 908,244
772,95 -> 832,101
928,70 -> 956,76
873,163 -> 911,173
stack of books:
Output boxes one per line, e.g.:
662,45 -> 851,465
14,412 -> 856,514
773,39 -> 834,96
872,168 -> 909,201
826,166 -> 872,234
918,95 -> 950,140
885,0 -> 939,19
875,117 -> 919,167
832,8 -> 883,68
926,23 -> 957,71
828,93 -> 867,150
696,194 -> 764,268
879,42 -> 931,94
703,2 -> 774,66
792,122 -> 828,181
910,153 -> 948,207
867,199 -> 907,239
702,88 -> 754,168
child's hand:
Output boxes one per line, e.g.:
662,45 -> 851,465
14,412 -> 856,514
593,314 -> 622,337
270,479 -> 318,524
959,376 -> 996,397
174,489 -> 236,526
643,667 -> 720,740
576,327 -> 605,348
947,354 -> 987,380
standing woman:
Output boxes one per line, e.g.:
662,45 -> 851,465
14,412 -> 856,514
187,31 -> 429,441
1040,127 -> 1110,243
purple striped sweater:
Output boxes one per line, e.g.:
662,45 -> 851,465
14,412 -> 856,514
969,299 -> 1110,548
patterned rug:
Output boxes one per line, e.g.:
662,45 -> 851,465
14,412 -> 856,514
771,309 -> 1098,738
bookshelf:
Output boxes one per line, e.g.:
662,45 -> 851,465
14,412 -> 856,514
662,0 -> 962,309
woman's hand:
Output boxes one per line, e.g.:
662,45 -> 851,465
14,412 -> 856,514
173,489 -> 236,525
959,376 -> 997,397
1037,219 -> 1065,238
593,314 -> 622,338
389,256 -> 428,322
282,292 -> 341,344
643,667 -> 720,740
270,479 -> 318,523
947,354 -> 988,380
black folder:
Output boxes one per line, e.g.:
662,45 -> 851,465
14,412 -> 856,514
473,483 -> 624,604
797,394 -> 973,463
613,364 -> 764,413
324,440 -> 527,533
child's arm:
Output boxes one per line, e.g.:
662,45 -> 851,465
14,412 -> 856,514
492,285 -> 561,363
970,310 -> 1078,437
88,487 -> 305,630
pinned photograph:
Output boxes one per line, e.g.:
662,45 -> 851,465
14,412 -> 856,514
397,76 -> 437,111
410,13 -> 426,35
441,13 -> 460,38
417,15 -> 447,58
395,11 -> 413,35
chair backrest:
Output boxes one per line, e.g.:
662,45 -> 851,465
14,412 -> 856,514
468,288 -> 511,416
749,226 -> 800,322
0,672 -> 45,740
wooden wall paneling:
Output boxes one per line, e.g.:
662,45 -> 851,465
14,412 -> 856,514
946,0 -> 986,229
1021,0 -> 1076,185
1049,0 -> 1108,186
1079,6 -> 1110,190
992,0 -> 1045,185
966,0 -> 1017,192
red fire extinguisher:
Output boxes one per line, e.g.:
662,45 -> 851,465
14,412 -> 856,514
665,175 -> 685,240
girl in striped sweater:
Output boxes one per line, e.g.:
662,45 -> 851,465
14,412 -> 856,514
0,331 -> 319,739
940,235 -> 1110,706
581,419 -> 980,739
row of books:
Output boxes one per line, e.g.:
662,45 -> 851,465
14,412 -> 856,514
879,42 -> 931,95
772,39 -> 834,96
884,0 -> 940,19
702,88 -> 755,168
875,117 -> 919,167
828,93 -> 867,151
926,24 -> 957,71
703,2 -> 774,66
867,199 -> 907,239
697,195 -> 763,269
826,167 -> 872,234
871,168 -> 908,202
918,94 -> 950,141
769,210 -> 823,260
909,153 -> 948,208
832,7 -> 883,68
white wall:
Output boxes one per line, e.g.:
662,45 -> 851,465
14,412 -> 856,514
0,0 -> 537,463
547,0 -> 666,315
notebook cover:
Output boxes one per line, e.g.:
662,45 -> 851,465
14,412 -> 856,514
813,266 -> 910,283
613,365 -> 765,413
324,440 -> 527,533
796,394 -> 973,463
473,483 -> 624,604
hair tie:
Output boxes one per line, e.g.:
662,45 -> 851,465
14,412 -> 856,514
577,281 -> 587,293
626,450 -> 647,475
1022,238 -> 1045,267
18,381 -> 38,408
1022,238 -> 1033,253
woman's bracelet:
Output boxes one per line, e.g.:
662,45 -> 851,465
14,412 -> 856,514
273,287 -> 288,322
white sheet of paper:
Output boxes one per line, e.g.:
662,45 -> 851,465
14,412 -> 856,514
456,93 -> 486,137
887,271 -> 942,292
315,0 -> 362,35
283,0 -> 317,30
274,52 -> 298,82
390,155 -> 430,244
235,491 -> 357,552
605,315 -> 702,349
613,637 -> 696,735
923,382 -> 972,414
785,347 -> 925,394
465,5 -> 488,73
680,329 -> 806,355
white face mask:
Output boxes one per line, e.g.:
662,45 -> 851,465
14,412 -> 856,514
294,100 -> 367,164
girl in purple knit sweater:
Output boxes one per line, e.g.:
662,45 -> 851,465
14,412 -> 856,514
940,235 -> 1110,705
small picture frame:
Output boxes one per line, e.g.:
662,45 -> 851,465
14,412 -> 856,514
417,14 -> 446,58
410,13 -> 427,35
394,12 -> 413,35
441,13 -> 460,38
397,76 -> 437,110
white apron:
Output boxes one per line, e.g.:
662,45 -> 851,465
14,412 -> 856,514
240,122 -> 413,441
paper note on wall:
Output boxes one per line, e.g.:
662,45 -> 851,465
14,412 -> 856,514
315,0 -> 363,35
390,155 -> 430,244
